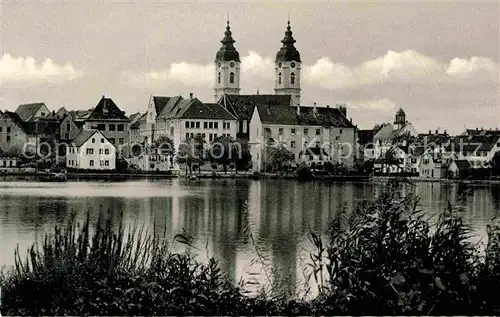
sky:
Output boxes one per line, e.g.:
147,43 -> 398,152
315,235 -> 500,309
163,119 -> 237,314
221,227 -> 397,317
1,1 -> 499,134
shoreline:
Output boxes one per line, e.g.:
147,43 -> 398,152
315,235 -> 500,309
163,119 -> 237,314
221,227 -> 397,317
0,171 -> 499,184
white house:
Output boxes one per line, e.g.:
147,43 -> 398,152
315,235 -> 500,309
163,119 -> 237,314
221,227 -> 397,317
249,103 -> 356,172
66,130 -> 116,170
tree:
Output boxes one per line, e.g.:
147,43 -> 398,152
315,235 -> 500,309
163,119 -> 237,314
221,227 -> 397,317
152,136 -> 175,156
209,136 -> 252,174
266,140 -> 294,173
176,135 -> 206,175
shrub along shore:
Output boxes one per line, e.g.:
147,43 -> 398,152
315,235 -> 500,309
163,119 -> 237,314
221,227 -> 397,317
0,178 -> 499,315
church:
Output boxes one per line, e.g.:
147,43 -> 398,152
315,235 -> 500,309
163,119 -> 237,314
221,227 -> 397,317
135,20 -> 358,171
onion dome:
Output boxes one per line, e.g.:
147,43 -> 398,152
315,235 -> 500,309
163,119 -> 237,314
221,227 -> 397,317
275,21 -> 301,63
215,20 -> 240,62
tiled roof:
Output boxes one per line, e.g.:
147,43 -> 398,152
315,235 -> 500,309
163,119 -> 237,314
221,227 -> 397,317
15,102 -> 47,121
2,111 -> 35,135
220,94 -> 292,120
153,97 -> 171,115
465,129 -> 500,137
69,109 -> 93,121
172,98 -> 237,120
128,112 -> 142,124
71,130 -> 114,147
87,96 -> 129,121
445,135 -> 500,153
255,104 -> 354,128
452,159 -> 471,171
157,96 -> 183,119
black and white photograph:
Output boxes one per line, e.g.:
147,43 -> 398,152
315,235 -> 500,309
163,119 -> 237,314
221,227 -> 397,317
0,0 -> 499,315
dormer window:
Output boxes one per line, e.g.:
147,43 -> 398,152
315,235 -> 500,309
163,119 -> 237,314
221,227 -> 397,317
229,72 -> 235,84
290,72 -> 295,85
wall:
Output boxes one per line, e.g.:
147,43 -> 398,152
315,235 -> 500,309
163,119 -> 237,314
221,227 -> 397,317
60,116 -> 81,140
0,117 -> 28,156
84,120 -> 129,156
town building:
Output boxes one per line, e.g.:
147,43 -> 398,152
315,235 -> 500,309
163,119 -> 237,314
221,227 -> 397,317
66,130 -> 116,170
0,111 -> 34,157
59,114 -> 84,142
15,103 -> 50,121
249,103 -> 356,171
448,160 -> 471,178
83,96 -> 130,156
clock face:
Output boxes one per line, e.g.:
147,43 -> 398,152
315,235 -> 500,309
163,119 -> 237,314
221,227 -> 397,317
229,62 -> 235,68
290,62 -> 296,68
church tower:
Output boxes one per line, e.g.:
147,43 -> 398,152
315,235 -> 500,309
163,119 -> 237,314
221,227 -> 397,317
274,21 -> 301,107
394,108 -> 406,130
214,20 -> 241,102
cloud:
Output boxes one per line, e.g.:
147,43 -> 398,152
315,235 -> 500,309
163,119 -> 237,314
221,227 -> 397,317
342,98 -> 397,112
0,54 -> 83,83
303,50 -> 498,90
241,51 -> 274,80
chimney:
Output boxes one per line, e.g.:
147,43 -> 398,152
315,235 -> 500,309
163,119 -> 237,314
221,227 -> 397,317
326,105 -> 330,108
435,129 -> 438,134
189,93 -> 193,99
313,102 -> 317,114
429,130 -> 432,135
444,130 -> 447,136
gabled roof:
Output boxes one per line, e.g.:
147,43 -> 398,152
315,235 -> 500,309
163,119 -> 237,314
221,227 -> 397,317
56,107 -> 71,119
254,104 -> 354,128
1,111 -> 36,135
87,96 -> 129,121
172,98 -> 237,120
153,96 -> 171,115
130,113 -> 146,129
69,109 -> 93,121
128,112 -> 142,124
219,94 -> 292,121
71,130 -> 114,147
157,96 -> 184,119
452,159 -> 471,171
15,102 -> 47,121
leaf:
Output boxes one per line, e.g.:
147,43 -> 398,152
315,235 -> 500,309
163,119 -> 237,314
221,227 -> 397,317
434,277 -> 446,291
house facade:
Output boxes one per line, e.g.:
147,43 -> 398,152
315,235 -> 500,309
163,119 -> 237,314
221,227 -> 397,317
249,103 -> 356,172
83,96 -> 130,156
0,112 -> 32,157
15,103 -> 50,121
66,130 -> 116,170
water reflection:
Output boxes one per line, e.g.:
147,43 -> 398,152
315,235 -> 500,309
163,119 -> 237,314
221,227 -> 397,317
0,179 -> 499,295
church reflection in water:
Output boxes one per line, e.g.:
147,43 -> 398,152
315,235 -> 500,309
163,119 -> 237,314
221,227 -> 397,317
0,179 -> 498,295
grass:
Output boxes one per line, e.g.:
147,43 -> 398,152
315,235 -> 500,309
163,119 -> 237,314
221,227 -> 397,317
0,177 -> 499,315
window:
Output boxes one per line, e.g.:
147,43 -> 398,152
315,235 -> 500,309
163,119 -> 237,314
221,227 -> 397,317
185,122 -> 189,128
214,133 -> 217,139
109,138 -> 115,144
65,133 -> 69,139
105,160 -> 109,167
290,72 -> 295,85
196,122 -> 200,129
185,133 -> 189,140
105,149 -> 110,155
291,128 -> 296,135
304,128 -> 308,135
109,124 -> 116,131
117,124 -> 124,131
66,124 -> 70,131
217,72 -> 221,84
97,124 -> 105,131
101,138 -> 104,143
315,141 -> 320,147
86,148 -> 94,155
339,129 -> 343,134
279,128 -> 283,135
291,141 -> 296,148
209,133 -> 213,142
100,160 -> 104,167
214,122 -> 218,129
41,112 -> 45,116
316,128 -> 320,135
204,122 -> 208,129
209,122 -> 213,129
229,72 -> 235,84
202,133 -> 206,139
0,127 -> 2,132
119,138 -> 124,144
90,160 -> 94,167
99,149 -> 103,154
6,127 -> 10,133
92,138 -> 95,143
278,72 -> 282,84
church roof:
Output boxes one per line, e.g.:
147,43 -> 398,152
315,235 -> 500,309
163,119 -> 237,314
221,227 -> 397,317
396,108 -> 406,116
172,98 -> 236,120
219,94 -> 292,121
215,21 -> 240,62
275,21 -> 301,63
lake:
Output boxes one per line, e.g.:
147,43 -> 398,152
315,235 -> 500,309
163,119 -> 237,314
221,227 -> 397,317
0,179 -> 499,298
